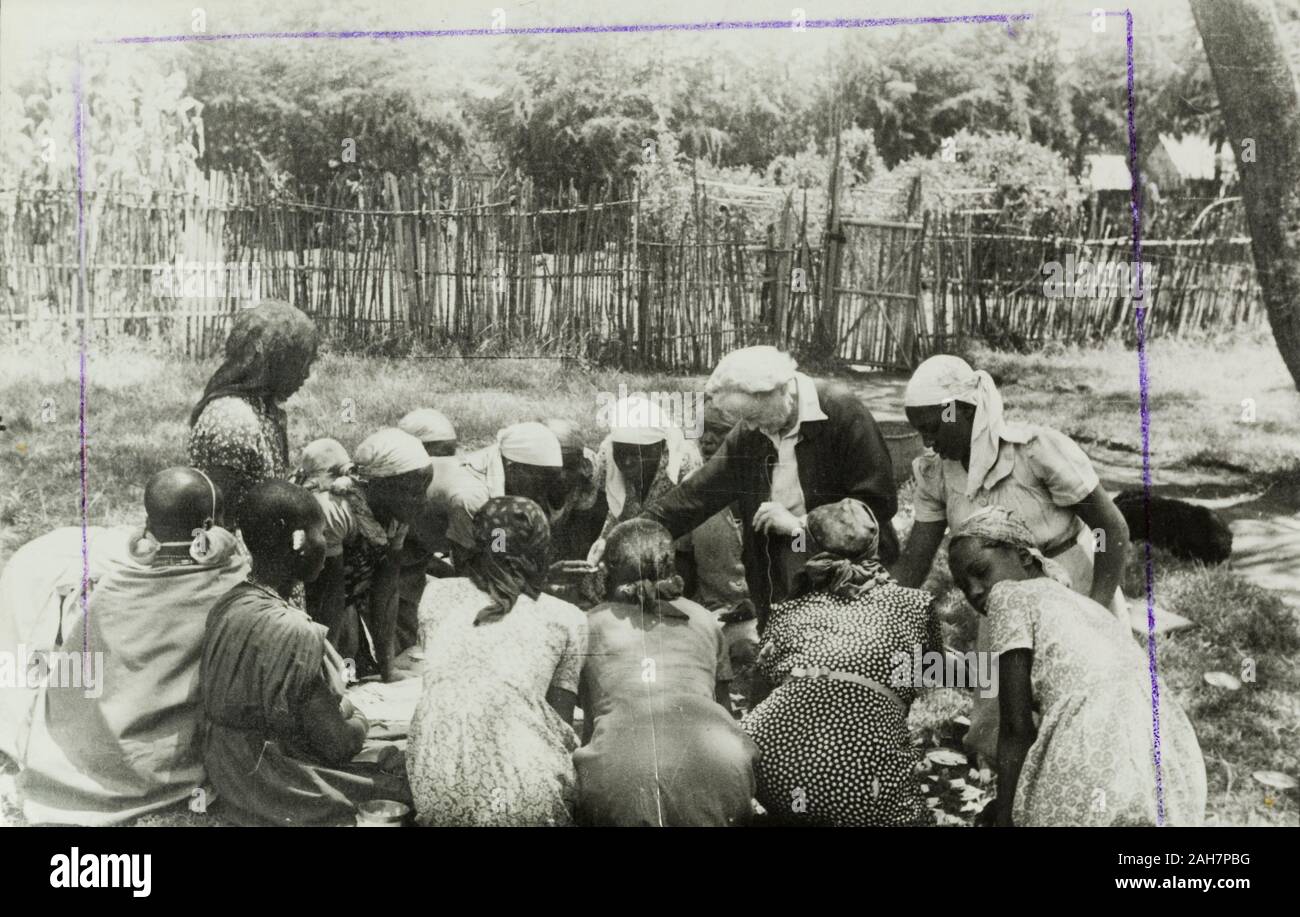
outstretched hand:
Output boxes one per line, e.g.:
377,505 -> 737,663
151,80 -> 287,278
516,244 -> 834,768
753,501 -> 803,537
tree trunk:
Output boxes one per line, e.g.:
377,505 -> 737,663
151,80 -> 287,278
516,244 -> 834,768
1191,0 -> 1300,390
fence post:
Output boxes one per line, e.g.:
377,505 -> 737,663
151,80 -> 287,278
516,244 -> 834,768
773,194 -> 793,348
634,177 -> 652,369
818,129 -> 844,360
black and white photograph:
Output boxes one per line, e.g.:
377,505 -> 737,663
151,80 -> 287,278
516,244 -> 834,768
0,0 -> 1293,881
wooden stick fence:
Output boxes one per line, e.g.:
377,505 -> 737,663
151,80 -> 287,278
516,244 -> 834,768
0,171 -> 1265,368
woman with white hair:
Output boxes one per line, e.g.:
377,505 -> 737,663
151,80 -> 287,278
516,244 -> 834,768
894,354 -> 1130,759
642,345 -> 898,631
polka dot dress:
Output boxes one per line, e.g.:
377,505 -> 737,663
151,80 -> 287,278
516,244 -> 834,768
741,582 -> 939,826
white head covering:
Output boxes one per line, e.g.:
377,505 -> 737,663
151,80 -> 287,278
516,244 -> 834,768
599,394 -> 694,518
352,428 -> 433,480
903,355 -> 1007,499
398,408 -> 457,444
474,422 -> 564,497
293,438 -> 353,492
497,422 -> 563,467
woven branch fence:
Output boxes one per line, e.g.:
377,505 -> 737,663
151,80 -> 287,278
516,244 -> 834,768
0,171 -> 1264,370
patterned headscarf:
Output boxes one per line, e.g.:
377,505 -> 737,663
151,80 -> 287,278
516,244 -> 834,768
189,301 -> 319,426
798,498 -> 894,600
949,505 -> 1073,586
903,355 -> 1006,499
465,496 -> 552,626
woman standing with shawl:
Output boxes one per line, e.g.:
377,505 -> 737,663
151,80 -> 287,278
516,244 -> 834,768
742,499 -> 939,826
585,394 -> 702,562
304,430 -> 432,682
200,480 -> 410,826
574,518 -> 758,827
947,507 -> 1205,826
188,301 -> 319,529
894,355 -> 1130,758
407,497 -> 587,827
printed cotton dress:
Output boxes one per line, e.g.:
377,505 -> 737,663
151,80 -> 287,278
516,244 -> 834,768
406,577 -> 587,826
742,582 -> 939,826
986,576 -> 1206,826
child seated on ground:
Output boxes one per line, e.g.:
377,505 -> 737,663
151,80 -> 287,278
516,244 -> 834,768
200,480 -> 410,826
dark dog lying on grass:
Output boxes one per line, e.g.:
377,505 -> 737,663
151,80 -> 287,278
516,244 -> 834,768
1113,490 -> 1233,564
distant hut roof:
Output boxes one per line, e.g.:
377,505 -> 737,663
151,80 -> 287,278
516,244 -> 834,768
1085,154 -> 1131,192
1156,134 -> 1235,182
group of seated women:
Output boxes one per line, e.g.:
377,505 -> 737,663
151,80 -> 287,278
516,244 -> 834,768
0,301 -> 1207,827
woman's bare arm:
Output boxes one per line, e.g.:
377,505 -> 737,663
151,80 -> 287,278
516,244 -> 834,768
546,686 -> 577,728
300,680 -> 368,767
994,648 -> 1036,827
1070,485 -> 1129,608
893,519 -> 946,587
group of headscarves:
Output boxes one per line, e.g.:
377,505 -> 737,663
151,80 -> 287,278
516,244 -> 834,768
292,430 -> 433,547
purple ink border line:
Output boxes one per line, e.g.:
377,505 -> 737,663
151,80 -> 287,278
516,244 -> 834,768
74,7 -> 1165,823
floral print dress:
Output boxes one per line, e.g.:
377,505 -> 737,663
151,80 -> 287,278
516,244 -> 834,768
406,578 -> 588,826
987,576 -> 1207,826
188,395 -> 289,529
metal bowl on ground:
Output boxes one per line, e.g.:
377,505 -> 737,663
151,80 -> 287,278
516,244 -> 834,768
879,419 -> 923,484
355,800 -> 410,827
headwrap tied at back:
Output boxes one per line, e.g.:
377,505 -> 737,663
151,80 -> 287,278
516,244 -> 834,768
188,302 -> 319,461
949,505 -> 1073,587
465,496 -> 553,626
797,498 -> 893,601
351,428 -> 433,481
903,354 -> 1006,499
292,438 -> 355,493
602,518 -> 686,617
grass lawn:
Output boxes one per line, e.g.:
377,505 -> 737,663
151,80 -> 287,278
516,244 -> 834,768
0,330 -> 1297,826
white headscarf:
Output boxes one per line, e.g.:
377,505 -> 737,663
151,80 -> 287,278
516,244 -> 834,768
398,408 -> 457,445
292,438 -> 354,493
904,355 -> 1006,499
474,422 -> 564,496
599,394 -> 695,518
352,428 -> 433,480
